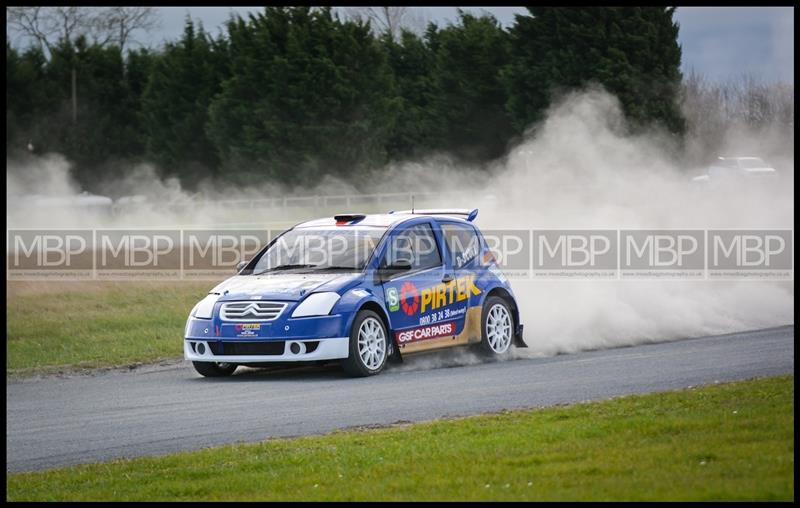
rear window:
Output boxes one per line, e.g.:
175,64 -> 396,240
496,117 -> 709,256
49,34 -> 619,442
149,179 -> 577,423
441,223 -> 480,269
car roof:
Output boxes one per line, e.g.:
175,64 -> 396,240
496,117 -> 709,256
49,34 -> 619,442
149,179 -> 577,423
296,214 -> 407,228
294,210 -> 477,229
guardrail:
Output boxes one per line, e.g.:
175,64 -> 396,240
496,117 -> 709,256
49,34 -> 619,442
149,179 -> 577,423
121,190 -> 471,214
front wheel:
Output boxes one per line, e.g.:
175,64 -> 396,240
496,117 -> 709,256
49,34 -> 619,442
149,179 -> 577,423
192,361 -> 237,377
341,310 -> 389,377
477,296 -> 514,356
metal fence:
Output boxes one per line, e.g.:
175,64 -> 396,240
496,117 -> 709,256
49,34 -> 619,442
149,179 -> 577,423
145,190 -> 469,214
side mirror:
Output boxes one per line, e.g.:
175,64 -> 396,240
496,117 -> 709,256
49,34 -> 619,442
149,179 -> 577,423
235,261 -> 248,273
375,261 -> 412,283
388,261 -> 413,272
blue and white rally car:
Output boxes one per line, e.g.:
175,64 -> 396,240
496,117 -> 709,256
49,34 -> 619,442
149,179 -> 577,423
184,209 -> 526,377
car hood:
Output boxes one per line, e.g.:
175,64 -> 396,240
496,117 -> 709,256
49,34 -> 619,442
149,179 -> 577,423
211,272 -> 362,301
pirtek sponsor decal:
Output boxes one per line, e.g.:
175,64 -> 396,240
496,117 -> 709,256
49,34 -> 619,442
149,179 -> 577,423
420,275 -> 481,313
399,281 -> 419,316
396,321 -> 456,343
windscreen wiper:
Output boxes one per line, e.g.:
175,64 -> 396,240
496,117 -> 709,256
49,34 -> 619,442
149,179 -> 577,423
258,264 -> 319,274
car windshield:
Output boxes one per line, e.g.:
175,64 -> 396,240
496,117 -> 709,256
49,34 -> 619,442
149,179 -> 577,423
738,158 -> 768,169
251,228 -> 385,274
713,158 -> 739,169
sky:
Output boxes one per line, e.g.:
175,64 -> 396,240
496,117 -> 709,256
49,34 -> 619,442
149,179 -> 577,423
7,6 -> 795,83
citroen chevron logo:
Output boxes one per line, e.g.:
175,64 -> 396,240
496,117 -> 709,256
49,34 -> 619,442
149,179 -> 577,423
241,303 -> 260,316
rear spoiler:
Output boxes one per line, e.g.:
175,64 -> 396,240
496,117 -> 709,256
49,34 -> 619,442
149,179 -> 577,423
389,208 -> 478,222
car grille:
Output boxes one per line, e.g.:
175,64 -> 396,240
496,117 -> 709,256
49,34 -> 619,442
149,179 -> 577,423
209,341 -> 286,356
220,301 -> 287,321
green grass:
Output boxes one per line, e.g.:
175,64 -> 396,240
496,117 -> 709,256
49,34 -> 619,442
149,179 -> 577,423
6,375 -> 794,501
7,281 -> 209,376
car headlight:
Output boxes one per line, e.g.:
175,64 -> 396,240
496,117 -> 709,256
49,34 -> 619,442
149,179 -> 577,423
192,293 -> 220,319
291,292 -> 341,318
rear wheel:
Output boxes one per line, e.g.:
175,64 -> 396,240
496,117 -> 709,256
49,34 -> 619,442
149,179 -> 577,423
192,361 -> 237,377
477,296 -> 514,356
341,310 -> 389,377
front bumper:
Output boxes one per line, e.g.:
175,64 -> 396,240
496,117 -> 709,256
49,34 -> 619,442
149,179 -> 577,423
185,313 -> 347,342
184,337 -> 349,363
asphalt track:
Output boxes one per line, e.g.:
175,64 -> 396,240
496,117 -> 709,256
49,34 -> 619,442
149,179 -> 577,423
6,325 -> 794,472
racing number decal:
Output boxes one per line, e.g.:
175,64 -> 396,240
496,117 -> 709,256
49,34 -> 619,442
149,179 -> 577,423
399,281 -> 419,316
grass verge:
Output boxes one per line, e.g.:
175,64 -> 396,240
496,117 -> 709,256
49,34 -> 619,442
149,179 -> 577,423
6,375 -> 794,501
7,281 -> 209,376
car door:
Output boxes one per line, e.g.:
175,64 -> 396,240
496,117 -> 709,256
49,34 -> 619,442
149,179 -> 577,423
379,221 -> 466,354
438,221 -> 485,345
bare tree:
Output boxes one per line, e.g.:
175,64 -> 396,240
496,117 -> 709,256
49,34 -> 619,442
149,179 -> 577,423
6,6 -> 96,55
7,6 -> 158,54
7,6 -> 158,125
94,7 -> 159,53
343,7 -> 428,40
681,70 -> 794,165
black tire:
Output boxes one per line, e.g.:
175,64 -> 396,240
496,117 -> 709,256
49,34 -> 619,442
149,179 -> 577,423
476,296 -> 514,357
192,361 -> 238,377
340,309 -> 389,377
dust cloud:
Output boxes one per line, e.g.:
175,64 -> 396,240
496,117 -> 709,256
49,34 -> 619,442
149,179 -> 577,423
6,87 -> 794,359
433,89 -> 793,357
484,89 -> 792,356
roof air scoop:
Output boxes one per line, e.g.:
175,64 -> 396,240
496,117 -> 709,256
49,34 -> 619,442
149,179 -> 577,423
334,213 -> 366,223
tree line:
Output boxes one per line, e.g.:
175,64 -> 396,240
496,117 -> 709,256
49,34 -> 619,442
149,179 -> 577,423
681,70 -> 794,162
8,7 -> 693,191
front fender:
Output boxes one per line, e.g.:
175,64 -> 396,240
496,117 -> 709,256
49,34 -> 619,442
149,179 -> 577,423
334,287 -> 388,337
